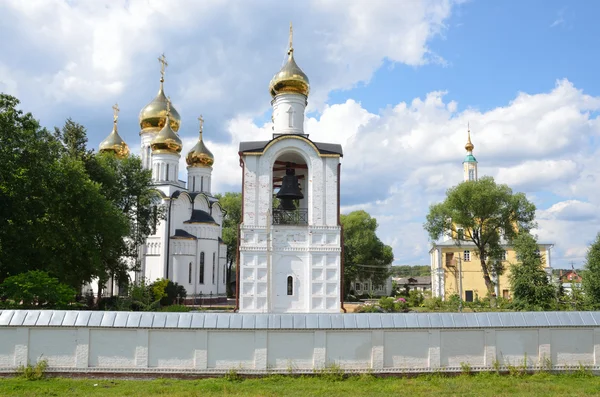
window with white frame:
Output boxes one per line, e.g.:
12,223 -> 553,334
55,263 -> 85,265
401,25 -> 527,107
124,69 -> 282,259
464,250 -> 471,261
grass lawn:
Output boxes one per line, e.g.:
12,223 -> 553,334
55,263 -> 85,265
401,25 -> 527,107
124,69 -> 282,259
1,372 -> 600,397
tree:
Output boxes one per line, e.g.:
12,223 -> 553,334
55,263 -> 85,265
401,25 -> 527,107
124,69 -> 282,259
582,232 -> 600,307
341,210 -> 394,296
0,94 -> 128,288
424,176 -> 536,299
54,118 -> 93,161
214,192 -> 242,297
0,270 -> 76,308
508,232 -> 556,310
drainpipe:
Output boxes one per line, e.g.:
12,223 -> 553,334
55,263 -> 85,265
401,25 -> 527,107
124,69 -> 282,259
338,162 -> 346,313
235,154 -> 244,312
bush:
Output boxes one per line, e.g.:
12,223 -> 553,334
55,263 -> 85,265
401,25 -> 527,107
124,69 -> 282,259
0,271 -> 76,309
160,304 -> 191,312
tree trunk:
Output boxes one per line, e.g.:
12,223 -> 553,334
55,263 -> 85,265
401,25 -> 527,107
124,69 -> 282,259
479,257 -> 497,307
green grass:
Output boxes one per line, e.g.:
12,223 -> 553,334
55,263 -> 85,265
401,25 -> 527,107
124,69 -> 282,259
2,372 -> 600,396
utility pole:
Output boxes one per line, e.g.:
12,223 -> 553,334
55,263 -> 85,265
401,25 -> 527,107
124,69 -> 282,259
457,254 -> 463,312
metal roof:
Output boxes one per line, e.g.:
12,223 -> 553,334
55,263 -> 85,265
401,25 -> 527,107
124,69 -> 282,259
1,310 -> 599,329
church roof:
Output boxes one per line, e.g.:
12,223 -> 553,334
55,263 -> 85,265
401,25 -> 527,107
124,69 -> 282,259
184,209 -> 217,225
239,136 -> 343,156
171,229 -> 197,239
464,154 -> 477,163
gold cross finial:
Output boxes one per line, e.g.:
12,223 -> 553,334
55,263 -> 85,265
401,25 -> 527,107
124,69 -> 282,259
166,96 -> 171,116
198,115 -> 204,134
158,53 -> 168,81
112,103 -> 120,124
288,22 -> 294,54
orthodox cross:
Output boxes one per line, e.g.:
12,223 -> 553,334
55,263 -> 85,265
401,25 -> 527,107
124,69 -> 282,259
288,22 -> 294,54
112,103 -> 120,124
158,53 -> 168,80
198,115 -> 204,135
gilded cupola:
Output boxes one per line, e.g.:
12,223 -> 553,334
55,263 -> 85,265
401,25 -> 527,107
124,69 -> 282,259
99,103 -> 130,158
151,97 -> 183,154
269,23 -> 310,98
186,115 -> 215,167
139,54 -> 181,133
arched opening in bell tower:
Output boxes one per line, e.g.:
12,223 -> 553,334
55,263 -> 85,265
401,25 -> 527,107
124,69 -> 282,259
272,151 -> 308,225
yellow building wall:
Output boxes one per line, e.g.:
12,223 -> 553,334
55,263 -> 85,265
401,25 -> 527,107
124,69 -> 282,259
441,246 -> 550,300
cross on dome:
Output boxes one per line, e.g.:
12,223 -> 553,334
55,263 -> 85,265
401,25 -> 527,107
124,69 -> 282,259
158,53 -> 168,82
198,115 -> 204,134
112,103 -> 120,124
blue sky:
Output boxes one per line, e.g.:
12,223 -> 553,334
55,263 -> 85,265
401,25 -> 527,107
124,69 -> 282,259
1,0 -> 600,269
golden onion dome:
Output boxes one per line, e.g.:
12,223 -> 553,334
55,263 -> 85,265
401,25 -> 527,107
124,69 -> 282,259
139,54 -> 181,133
99,104 -> 130,158
465,127 -> 474,152
186,115 -> 214,167
150,98 -> 183,154
269,23 -> 310,98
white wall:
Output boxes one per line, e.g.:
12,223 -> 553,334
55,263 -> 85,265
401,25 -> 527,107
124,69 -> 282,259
2,311 -> 600,374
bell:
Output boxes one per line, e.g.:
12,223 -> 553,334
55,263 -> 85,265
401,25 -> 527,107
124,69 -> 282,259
276,165 -> 303,210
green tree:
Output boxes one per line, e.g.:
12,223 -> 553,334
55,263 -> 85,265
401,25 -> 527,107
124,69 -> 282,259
0,270 -> 76,308
214,192 -> 242,297
0,94 -> 127,287
341,210 -> 394,296
508,232 -> 556,310
424,176 -> 536,299
582,232 -> 600,307
54,118 -> 93,161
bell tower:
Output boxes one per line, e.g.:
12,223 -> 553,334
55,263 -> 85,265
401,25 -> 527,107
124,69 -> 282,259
463,125 -> 478,182
237,25 -> 343,313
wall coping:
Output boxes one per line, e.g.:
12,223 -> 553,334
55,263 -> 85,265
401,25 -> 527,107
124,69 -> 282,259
1,310 -> 599,330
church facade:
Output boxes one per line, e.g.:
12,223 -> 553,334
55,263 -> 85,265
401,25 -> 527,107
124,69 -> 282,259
97,55 -> 227,300
237,26 -> 344,313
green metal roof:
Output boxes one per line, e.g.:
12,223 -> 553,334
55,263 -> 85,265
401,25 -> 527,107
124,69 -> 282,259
463,154 -> 477,163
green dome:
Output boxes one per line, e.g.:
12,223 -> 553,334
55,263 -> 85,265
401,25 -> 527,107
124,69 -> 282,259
464,154 -> 477,163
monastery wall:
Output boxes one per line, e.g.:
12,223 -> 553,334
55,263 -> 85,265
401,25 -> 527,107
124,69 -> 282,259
0,311 -> 599,374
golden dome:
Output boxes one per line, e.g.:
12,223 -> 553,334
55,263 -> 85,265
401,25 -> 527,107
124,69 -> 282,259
269,23 -> 310,98
99,104 -> 130,158
186,115 -> 214,167
465,126 -> 474,152
139,54 -> 181,133
151,99 -> 183,154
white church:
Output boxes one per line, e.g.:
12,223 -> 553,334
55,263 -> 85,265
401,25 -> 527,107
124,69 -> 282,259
97,26 -> 344,312
98,55 -> 227,301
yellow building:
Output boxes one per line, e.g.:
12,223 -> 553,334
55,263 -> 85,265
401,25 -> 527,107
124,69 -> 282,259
429,129 -> 554,301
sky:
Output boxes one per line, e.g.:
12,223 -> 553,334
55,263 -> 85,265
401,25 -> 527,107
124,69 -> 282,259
1,0 -> 600,269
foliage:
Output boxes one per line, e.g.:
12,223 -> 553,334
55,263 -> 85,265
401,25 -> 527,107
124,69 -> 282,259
509,232 -> 556,311
356,296 -> 407,313
160,304 -> 191,312
0,271 -> 76,309
151,278 -> 170,301
159,280 -> 187,306
582,232 -> 600,308
390,265 -> 431,277
15,359 -> 48,381
424,176 -> 536,299
214,192 -> 242,297
341,211 -> 394,297
0,95 -> 157,291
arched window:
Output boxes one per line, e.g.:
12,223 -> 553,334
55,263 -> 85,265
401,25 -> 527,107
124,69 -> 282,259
201,176 -> 204,192
287,276 -> 293,296
146,146 -> 151,168
166,164 -> 170,181
188,262 -> 192,284
199,252 -> 205,284
212,252 -> 216,285
192,177 -> 195,192
223,264 -> 226,284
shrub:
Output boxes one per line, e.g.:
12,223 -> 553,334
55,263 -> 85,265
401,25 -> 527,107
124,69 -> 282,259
0,271 -> 76,309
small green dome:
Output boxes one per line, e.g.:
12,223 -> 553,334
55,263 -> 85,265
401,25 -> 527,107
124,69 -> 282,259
464,154 -> 477,163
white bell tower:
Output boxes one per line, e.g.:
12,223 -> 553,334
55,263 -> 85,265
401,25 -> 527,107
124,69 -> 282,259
237,25 -> 343,313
